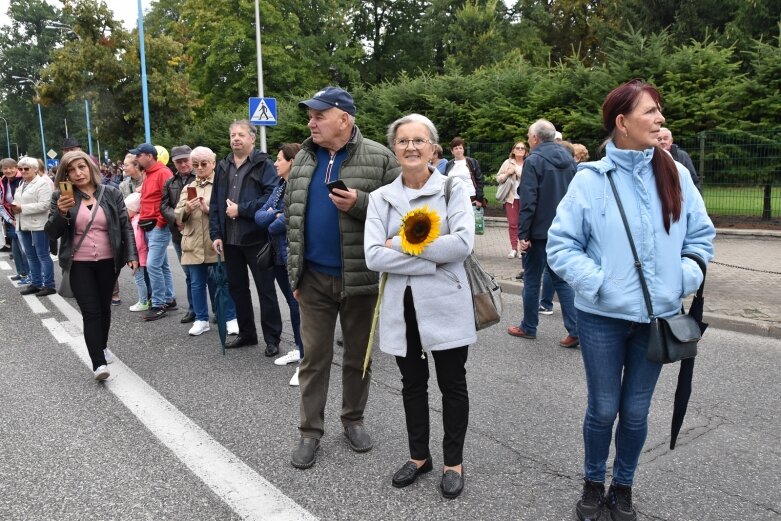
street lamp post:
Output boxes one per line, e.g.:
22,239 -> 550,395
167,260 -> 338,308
0,117 -> 10,157
137,0 -> 151,143
45,21 -> 82,41
11,75 -> 47,160
254,0 -> 266,152
85,100 -> 93,156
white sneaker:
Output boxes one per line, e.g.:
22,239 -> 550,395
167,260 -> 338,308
129,300 -> 150,312
538,305 -> 554,315
226,318 -> 239,335
275,349 -> 301,366
94,365 -> 110,381
289,367 -> 300,387
508,249 -> 517,258
104,348 -> 114,364
188,320 -> 210,336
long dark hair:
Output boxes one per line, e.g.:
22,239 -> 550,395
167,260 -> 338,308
602,79 -> 681,233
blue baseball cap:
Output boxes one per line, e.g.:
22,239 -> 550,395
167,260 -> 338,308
299,86 -> 356,116
129,143 -> 157,157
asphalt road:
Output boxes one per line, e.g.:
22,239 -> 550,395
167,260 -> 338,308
1,248 -> 779,521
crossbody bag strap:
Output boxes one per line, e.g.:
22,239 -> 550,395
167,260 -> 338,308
73,184 -> 105,254
606,171 -> 656,319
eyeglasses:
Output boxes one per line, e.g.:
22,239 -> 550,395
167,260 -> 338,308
18,167 -> 31,171
193,161 -> 212,168
394,138 -> 432,149
514,146 -> 526,151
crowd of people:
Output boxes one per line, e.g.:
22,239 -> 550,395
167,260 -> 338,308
1,80 -> 715,516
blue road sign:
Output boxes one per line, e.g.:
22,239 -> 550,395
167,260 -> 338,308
47,159 -> 59,169
249,97 -> 277,126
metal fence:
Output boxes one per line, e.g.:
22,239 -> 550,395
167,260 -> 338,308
467,130 -> 781,227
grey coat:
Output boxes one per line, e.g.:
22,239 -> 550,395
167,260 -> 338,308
365,172 -> 476,356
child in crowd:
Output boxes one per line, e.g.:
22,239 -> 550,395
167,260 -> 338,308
124,192 -> 150,311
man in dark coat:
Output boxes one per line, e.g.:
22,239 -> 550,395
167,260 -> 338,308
209,120 -> 282,354
508,119 -> 578,347
658,127 -> 701,192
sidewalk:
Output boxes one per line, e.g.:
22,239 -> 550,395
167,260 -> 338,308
475,217 -> 781,338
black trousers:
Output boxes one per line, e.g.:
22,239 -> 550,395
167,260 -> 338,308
224,243 -> 282,346
395,287 -> 469,467
71,259 -> 117,370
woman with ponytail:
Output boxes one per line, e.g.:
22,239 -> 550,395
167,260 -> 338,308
546,80 -> 715,521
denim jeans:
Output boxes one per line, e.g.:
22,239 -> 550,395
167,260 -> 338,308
273,264 -> 303,355
172,241 -> 193,313
519,239 -> 576,336
133,266 -> 149,303
145,226 -> 175,307
18,230 -> 54,288
578,309 -> 663,486
540,267 -> 554,310
189,263 -> 236,323
7,228 -> 29,275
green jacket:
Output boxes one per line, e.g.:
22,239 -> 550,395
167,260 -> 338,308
285,126 -> 400,297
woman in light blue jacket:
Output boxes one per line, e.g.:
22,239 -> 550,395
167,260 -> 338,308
547,80 -> 715,521
365,114 -> 474,499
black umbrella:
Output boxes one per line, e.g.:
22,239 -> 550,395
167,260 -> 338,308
211,255 -> 229,355
670,254 -> 708,450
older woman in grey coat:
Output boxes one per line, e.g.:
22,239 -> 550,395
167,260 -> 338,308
365,114 -> 475,499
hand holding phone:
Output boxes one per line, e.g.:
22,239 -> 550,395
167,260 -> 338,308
326,179 -> 348,195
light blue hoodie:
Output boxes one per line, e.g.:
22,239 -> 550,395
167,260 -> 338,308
547,141 -> 715,322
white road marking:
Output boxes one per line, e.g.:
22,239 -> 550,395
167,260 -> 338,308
22,294 -> 48,314
0,260 -> 11,270
18,281 -> 317,521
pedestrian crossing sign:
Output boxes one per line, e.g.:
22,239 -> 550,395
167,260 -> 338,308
249,97 -> 277,126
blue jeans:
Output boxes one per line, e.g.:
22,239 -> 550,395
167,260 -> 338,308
189,263 -> 236,322
273,264 -> 303,355
145,226 -> 175,307
540,267 -> 554,310
133,266 -> 149,303
18,230 -> 54,288
7,227 -> 29,275
520,239 -> 576,336
578,310 -> 663,486
172,241 -> 194,314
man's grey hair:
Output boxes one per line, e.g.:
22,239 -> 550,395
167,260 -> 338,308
386,113 -> 439,147
230,119 -> 257,137
529,119 -> 557,142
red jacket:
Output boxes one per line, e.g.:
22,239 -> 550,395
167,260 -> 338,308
139,162 -> 172,227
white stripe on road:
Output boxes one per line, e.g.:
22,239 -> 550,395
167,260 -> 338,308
22,294 -> 48,314
0,260 -> 10,270
21,285 -> 317,521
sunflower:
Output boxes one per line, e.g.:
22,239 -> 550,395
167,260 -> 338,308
400,205 -> 441,256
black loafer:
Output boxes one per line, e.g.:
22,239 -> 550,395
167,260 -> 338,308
291,437 -> 319,469
392,456 -> 433,488
440,467 -> 465,499
344,424 -> 373,453
264,344 -> 279,357
20,285 -> 42,295
225,335 -> 258,349
180,311 -> 196,324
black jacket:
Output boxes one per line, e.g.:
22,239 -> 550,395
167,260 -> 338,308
46,184 -> 138,274
209,149 -> 279,246
670,145 -> 702,192
518,141 -> 576,241
161,169 -> 196,244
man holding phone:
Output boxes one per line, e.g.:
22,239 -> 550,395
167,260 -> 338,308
161,145 -> 197,323
285,86 -> 400,469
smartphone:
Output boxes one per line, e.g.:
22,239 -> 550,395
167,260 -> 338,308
58,181 -> 73,196
326,179 -> 348,194
187,186 -> 197,200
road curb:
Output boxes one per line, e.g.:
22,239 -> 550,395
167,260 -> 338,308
495,280 -> 781,339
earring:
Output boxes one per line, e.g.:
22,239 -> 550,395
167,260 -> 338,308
624,132 -> 628,137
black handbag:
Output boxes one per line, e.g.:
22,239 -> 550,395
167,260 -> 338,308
255,239 -> 274,270
607,172 -> 705,364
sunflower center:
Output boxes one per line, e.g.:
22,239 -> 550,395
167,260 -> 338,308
404,215 -> 432,244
